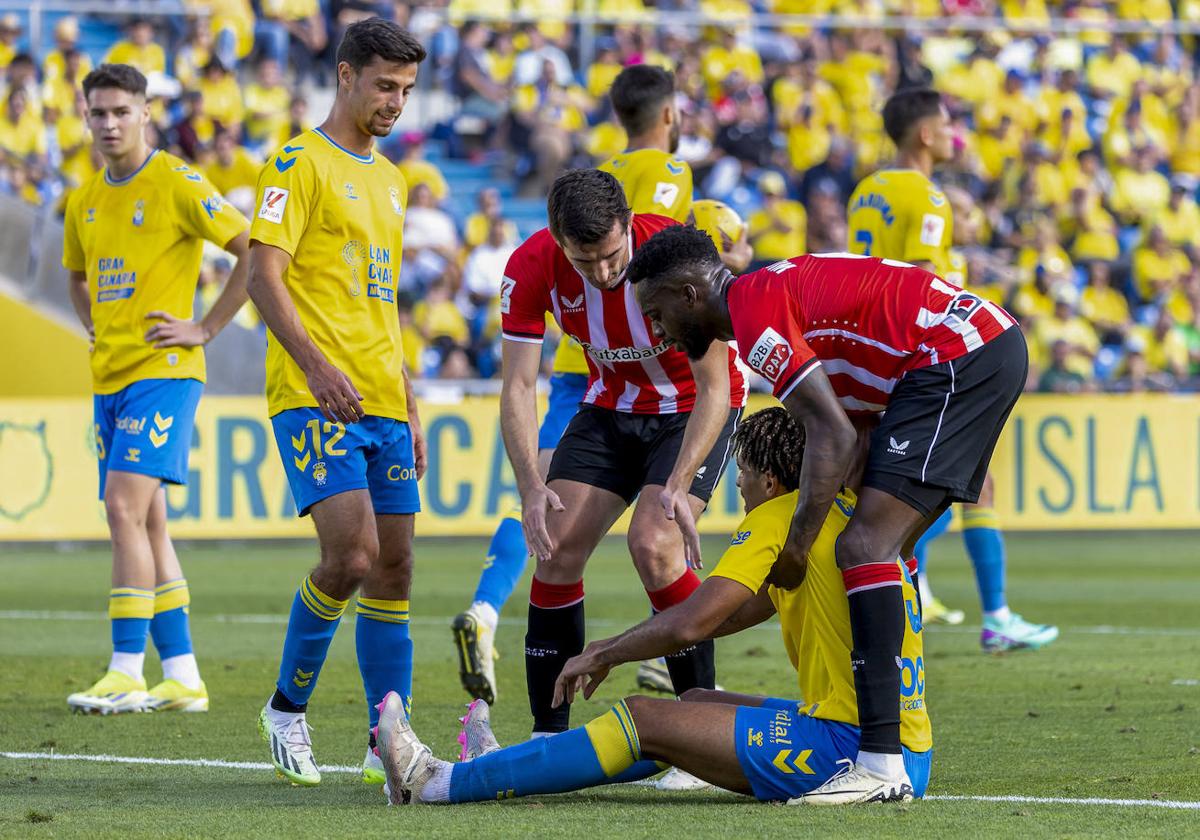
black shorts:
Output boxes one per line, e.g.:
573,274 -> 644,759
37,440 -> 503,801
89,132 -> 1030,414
547,405 -> 742,505
862,326 -> 1027,517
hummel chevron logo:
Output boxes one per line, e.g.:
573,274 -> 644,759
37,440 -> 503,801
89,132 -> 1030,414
294,452 -> 311,472
274,145 -> 303,173
772,748 -> 815,775
292,668 -> 313,688
665,160 -> 685,175
291,434 -> 306,452
149,429 -> 169,448
153,412 -> 174,431
887,437 -> 910,455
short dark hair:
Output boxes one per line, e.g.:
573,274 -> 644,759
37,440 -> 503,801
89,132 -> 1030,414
610,64 -> 675,137
547,169 -> 631,246
336,18 -> 426,72
626,223 -> 720,291
882,86 -> 942,146
732,407 -> 805,491
82,63 -> 147,100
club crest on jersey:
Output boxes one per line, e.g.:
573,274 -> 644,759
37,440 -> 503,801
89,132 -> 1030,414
132,199 -> 145,227
389,186 -> 403,216
344,182 -> 359,201
560,293 -> 584,312
747,327 -> 792,383
86,208 -> 96,223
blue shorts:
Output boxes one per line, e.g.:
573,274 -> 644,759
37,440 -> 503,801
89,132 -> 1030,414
734,698 -> 932,802
93,378 -> 203,500
537,373 -> 588,451
271,408 -> 421,517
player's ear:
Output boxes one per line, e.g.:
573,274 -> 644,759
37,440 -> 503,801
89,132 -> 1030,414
682,283 -> 698,305
337,61 -> 355,92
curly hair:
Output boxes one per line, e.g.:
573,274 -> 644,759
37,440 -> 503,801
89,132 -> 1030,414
625,224 -> 721,291
732,407 -> 805,491
547,169 -> 631,246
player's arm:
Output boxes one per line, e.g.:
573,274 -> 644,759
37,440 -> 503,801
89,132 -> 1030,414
145,231 -> 251,348
660,339 -> 732,569
770,365 -> 856,590
553,575 -> 757,706
401,365 -> 426,479
67,270 -> 92,343
500,336 -> 562,561
246,242 -> 364,424
710,586 -> 777,638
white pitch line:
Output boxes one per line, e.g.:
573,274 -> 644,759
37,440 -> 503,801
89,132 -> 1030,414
3,751 -> 1199,811
1,610 -> 1197,638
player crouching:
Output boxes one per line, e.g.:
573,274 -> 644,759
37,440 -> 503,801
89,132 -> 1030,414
376,407 -> 932,806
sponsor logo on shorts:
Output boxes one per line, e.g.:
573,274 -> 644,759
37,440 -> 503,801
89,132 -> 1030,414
887,436 -> 910,455
694,465 -> 707,481
258,187 -> 289,224
580,339 -> 671,364
387,465 -> 416,482
115,415 -> 146,434
747,327 -> 792,383
124,448 -> 141,463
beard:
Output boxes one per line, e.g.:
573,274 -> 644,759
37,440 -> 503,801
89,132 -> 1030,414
678,320 -> 714,360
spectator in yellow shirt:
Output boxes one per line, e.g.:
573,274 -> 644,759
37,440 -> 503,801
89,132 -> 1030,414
174,22 -> 213,90
702,29 -> 764,100
1159,178 -> 1200,258
586,42 -> 623,100
206,128 -> 262,200
978,70 -> 1039,134
43,17 -> 92,86
747,171 -> 807,265
1080,260 -> 1130,342
773,51 -> 845,133
243,57 -> 290,152
1171,96 -> 1200,178
1130,309 -> 1190,381
198,59 -> 244,130
104,19 -> 166,76
42,48 -> 89,115
464,187 -> 519,249
1132,225 -> 1191,303
1062,187 -> 1120,263
1086,36 -> 1142,100
0,14 -> 20,71
1018,216 -> 1074,286
1032,284 -> 1099,378
976,114 -> 1022,182
1112,146 -> 1171,226
396,134 -> 450,204
0,87 -> 46,165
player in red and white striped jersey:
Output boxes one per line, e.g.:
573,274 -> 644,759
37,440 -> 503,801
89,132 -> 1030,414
627,225 -> 1028,806
500,170 -> 747,737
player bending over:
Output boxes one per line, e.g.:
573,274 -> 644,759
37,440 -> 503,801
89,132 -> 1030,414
375,407 -> 932,805
626,226 -> 1025,804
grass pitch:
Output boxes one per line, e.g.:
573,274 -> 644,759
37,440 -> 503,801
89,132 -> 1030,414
1,531 -> 1198,838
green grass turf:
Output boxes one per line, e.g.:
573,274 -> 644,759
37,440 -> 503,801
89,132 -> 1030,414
1,531 -> 1198,838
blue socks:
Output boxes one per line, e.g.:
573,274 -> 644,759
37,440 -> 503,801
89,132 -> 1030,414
150,579 -> 193,660
274,576 -> 347,708
447,701 -> 661,802
356,597 -> 413,728
961,507 -> 1007,614
472,511 -> 528,613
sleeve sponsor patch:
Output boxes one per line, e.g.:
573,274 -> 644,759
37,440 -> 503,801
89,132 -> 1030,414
919,213 -> 945,247
257,187 -> 289,224
653,181 -> 680,209
499,275 -> 516,314
746,326 -> 793,383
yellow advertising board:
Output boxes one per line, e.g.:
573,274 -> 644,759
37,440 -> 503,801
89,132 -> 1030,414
0,393 -> 1197,541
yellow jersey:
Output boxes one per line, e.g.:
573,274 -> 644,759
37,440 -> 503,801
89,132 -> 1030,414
250,128 -> 410,421
710,489 -> 932,753
103,42 -> 166,76
206,147 -> 262,197
62,150 -> 249,394
598,148 -> 693,223
847,168 -> 953,278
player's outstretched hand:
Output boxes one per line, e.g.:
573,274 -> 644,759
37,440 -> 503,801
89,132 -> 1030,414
304,358 -> 365,425
523,482 -> 564,562
719,228 -> 754,274
553,646 -> 611,708
768,530 -> 809,590
660,485 -> 703,569
144,311 -> 208,348
411,420 -> 428,480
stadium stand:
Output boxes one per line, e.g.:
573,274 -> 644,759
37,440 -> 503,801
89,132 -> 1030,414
1,1 -> 1200,391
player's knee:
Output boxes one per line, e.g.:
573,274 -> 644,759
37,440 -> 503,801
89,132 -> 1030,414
679,687 -> 717,703
104,493 -> 146,533
834,525 -> 876,570
320,540 -> 378,587
628,530 -> 683,588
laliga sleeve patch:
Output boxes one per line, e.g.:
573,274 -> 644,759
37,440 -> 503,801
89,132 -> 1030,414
747,327 -> 793,383
653,181 -> 680,209
499,275 -> 516,314
258,187 -> 289,224
919,213 -> 945,247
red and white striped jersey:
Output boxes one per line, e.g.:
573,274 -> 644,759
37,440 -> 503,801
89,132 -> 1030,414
502,214 -> 748,415
726,253 -> 1015,413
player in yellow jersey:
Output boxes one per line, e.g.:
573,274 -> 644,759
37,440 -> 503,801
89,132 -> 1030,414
245,19 -> 427,788
847,87 -> 1057,651
62,64 -> 251,716
374,407 -> 932,805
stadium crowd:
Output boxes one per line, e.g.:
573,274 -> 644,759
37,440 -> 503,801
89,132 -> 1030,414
2,1 -> 1200,390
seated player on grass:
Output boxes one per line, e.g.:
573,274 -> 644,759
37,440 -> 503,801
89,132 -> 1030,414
374,407 -> 932,805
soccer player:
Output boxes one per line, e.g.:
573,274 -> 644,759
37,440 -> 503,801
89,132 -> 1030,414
625,226 -> 1024,804
847,87 -> 1057,650
374,407 -> 932,806
245,19 -> 426,787
501,168 -> 747,741
450,64 -> 747,705
63,64 -> 251,715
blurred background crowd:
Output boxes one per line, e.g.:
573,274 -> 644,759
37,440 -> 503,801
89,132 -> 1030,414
2,0 -> 1199,392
